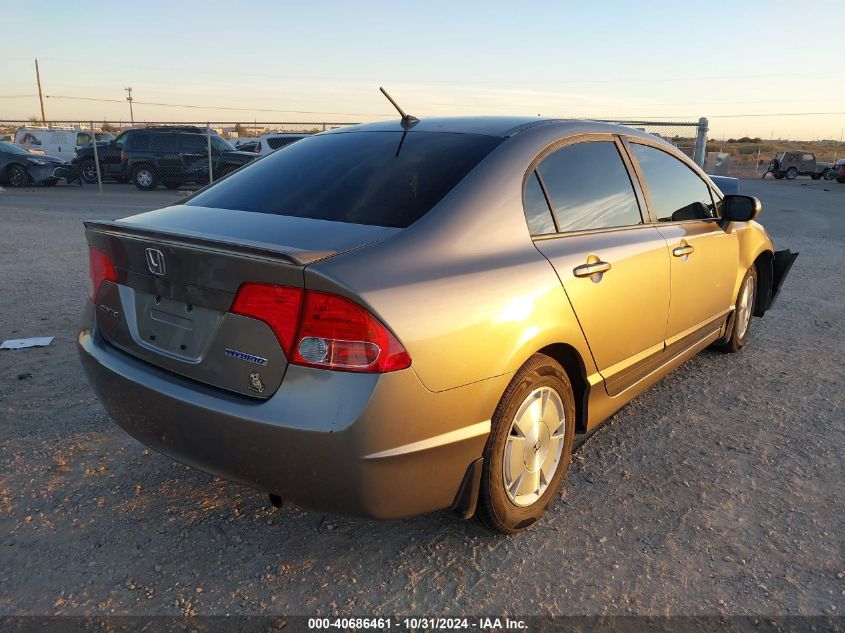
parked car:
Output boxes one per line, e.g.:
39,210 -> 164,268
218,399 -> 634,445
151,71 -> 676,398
763,151 -> 832,180
229,138 -> 259,151
829,159 -> 845,183
255,132 -> 310,155
79,117 -> 797,533
0,141 -> 73,187
121,130 -> 257,190
14,127 -> 97,163
72,126 -> 210,184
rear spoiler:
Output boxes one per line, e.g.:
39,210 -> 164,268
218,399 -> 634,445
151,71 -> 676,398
83,220 -> 336,266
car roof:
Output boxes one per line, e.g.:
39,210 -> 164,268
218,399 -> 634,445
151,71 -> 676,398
325,116 -> 654,139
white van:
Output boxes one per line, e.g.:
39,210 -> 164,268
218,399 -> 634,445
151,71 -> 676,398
14,127 -> 95,162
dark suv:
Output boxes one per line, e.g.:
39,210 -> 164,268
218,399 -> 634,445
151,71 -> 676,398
122,130 -> 257,190
72,126 -> 207,184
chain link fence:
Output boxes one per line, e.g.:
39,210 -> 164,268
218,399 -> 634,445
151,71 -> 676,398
0,117 -> 708,191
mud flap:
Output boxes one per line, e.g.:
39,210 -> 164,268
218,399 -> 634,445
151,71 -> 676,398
769,249 -> 798,309
451,457 -> 483,520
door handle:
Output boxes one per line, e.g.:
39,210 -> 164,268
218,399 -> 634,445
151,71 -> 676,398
573,261 -> 612,278
672,244 -> 695,257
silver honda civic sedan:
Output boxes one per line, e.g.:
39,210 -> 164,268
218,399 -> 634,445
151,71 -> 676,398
79,117 -> 795,533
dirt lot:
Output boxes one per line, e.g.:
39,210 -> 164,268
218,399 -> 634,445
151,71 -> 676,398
0,181 -> 843,618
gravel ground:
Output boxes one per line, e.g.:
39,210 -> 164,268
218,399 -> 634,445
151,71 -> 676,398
0,180 -> 843,618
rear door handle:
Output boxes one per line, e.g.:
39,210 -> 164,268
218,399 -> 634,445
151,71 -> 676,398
672,244 -> 695,257
573,261 -> 612,278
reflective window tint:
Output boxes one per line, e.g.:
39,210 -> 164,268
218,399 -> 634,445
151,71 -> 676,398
630,143 -> 715,221
537,141 -> 642,232
523,171 -> 556,235
267,136 -> 303,149
188,131 -> 503,228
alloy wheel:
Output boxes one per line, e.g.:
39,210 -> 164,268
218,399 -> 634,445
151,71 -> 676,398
136,169 -> 154,188
9,165 -> 28,187
736,275 -> 755,340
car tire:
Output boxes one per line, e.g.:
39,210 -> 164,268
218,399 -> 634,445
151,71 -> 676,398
785,167 -> 798,180
477,353 -> 576,534
822,169 -> 832,180
838,178 -> 845,184
132,166 -> 159,191
7,164 -> 31,188
715,266 -> 757,354
79,159 -> 99,183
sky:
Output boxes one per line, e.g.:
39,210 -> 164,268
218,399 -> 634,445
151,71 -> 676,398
2,0 -> 844,140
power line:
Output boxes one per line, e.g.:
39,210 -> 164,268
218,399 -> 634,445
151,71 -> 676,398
43,93 -> 393,117
14,92 -> 845,121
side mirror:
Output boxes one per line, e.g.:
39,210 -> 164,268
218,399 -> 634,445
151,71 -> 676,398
722,195 -> 761,225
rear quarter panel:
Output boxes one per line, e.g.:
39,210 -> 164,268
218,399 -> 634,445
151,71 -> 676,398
306,123 -> 607,393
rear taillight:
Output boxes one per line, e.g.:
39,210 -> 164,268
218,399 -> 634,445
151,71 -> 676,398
230,283 -> 411,373
120,150 -> 126,162
231,283 -> 304,356
88,246 -> 116,301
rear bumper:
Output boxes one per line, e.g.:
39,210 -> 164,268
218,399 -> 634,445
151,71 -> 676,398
78,305 -> 502,519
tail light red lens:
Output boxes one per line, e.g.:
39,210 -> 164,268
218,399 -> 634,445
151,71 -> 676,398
230,284 -> 411,373
88,246 -> 117,301
231,283 -> 304,356
119,150 -> 126,162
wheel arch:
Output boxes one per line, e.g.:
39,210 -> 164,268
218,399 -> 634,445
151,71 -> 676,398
132,161 -> 157,174
536,343 -> 590,433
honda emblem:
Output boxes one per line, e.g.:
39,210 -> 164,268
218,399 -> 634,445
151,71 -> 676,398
145,248 -> 166,276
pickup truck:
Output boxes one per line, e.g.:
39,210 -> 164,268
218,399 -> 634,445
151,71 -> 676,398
763,151 -> 832,180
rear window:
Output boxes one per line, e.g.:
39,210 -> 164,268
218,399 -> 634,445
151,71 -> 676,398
125,133 -> 150,151
267,136 -> 303,149
186,131 -> 503,228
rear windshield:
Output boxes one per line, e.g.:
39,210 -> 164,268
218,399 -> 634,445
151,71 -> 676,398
186,131 -> 503,228
266,136 -> 303,149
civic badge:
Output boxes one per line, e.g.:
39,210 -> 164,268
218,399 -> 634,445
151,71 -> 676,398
145,247 -> 166,276
248,371 -> 265,394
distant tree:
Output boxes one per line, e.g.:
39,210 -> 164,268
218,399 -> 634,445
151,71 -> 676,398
101,121 -> 118,133
28,115 -> 41,125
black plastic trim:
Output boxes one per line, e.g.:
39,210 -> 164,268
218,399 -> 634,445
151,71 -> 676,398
451,457 -> 483,520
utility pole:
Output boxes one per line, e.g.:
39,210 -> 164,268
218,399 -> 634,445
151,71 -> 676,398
125,87 -> 134,125
34,59 -> 46,125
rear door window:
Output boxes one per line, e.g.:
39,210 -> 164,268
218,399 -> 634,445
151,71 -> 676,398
630,143 -> 716,221
523,171 -> 556,235
537,140 -> 642,232
150,134 -> 180,153
187,131 -> 503,228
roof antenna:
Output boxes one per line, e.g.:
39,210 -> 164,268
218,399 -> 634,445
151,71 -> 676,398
379,87 -> 419,127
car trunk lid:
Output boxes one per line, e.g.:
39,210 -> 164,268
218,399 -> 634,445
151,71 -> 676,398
85,206 -> 398,398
